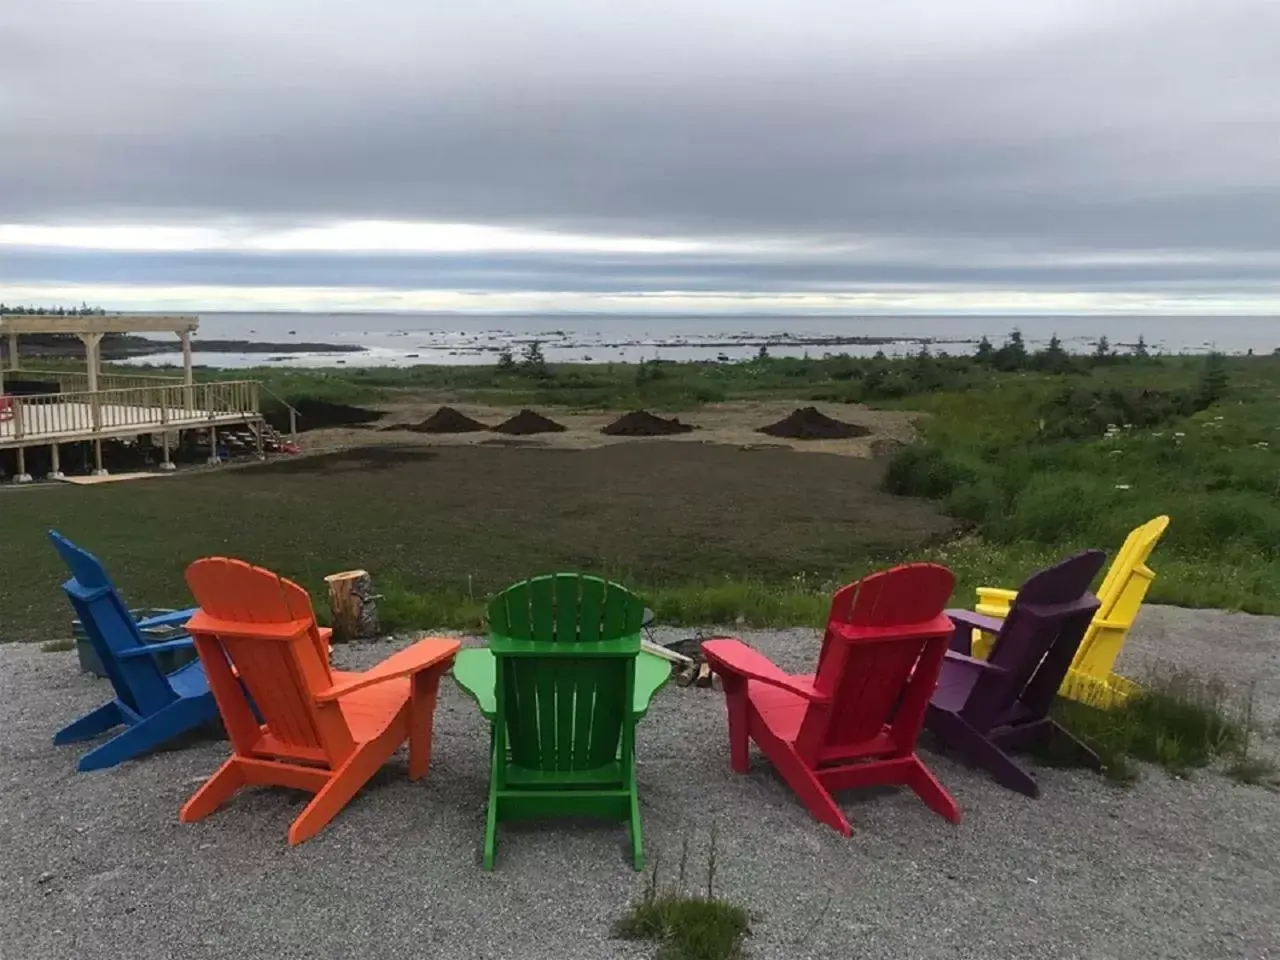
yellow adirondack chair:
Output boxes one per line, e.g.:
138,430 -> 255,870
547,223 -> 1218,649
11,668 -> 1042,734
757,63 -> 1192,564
970,515 -> 1170,706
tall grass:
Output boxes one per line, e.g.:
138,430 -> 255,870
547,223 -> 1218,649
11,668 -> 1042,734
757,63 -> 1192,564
881,353 -> 1280,613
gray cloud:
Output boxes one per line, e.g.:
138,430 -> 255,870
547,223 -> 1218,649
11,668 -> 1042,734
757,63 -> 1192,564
2,0 -> 1279,298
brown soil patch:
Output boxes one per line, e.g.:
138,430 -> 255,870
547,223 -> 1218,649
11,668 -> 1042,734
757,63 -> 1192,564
293,400 -> 921,460
405,406 -> 489,434
492,409 -> 568,435
601,410 -> 697,436
758,406 -> 871,440
266,398 -> 384,433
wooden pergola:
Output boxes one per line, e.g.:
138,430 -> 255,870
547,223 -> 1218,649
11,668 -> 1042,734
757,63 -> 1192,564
0,313 -> 199,393
0,314 -> 263,482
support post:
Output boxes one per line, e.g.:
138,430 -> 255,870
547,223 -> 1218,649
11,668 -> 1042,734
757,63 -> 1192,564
13,446 -> 32,484
254,420 -> 265,460
207,425 -> 220,465
7,332 -> 17,370
180,331 -> 193,385
79,332 -> 103,434
159,431 -> 175,471
48,443 -> 63,480
92,439 -> 106,477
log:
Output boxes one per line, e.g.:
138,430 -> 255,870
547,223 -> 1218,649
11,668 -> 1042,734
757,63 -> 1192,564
323,569 -> 380,642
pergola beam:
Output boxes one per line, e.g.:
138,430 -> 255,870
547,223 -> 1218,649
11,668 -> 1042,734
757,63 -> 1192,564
0,314 -> 198,336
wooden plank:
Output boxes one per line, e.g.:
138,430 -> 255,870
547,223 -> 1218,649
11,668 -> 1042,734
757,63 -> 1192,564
0,314 -> 198,335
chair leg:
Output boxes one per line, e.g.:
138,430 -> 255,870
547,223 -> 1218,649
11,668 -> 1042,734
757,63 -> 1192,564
408,668 -> 443,781
483,729 -> 501,870
770,741 -> 852,836
54,701 -> 122,744
723,686 -> 751,774
287,743 -> 387,846
180,758 -> 247,823
905,757 -> 962,824
628,755 -> 644,872
932,712 -> 1040,798
76,701 -> 199,772
482,796 -> 499,871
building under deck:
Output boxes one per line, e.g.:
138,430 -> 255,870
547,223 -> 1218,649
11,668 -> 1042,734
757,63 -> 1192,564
0,314 -> 265,482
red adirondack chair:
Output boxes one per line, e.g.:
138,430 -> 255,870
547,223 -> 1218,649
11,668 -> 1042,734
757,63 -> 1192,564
702,564 -> 961,835
180,557 -> 460,845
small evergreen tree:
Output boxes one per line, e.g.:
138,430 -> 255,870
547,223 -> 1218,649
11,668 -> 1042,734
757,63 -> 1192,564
993,329 -> 1028,371
1093,335 -> 1111,361
974,336 -> 994,364
1133,334 -> 1150,359
521,340 -> 547,376
756,343 -> 770,361
496,346 -> 515,371
1036,333 -> 1071,373
1196,351 -> 1229,408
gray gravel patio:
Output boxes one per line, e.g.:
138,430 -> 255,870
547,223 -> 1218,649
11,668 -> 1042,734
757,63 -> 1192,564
1,606 -> 1277,960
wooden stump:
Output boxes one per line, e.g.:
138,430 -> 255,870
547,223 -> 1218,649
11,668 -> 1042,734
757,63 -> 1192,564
323,569 -> 380,642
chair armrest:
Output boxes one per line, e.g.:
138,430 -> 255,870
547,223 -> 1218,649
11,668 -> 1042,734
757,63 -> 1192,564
117,636 -> 195,659
975,587 -> 1016,604
943,650 -> 1009,674
701,638 -> 828,702
315,636 -> 460,702
317,626 -> 333,643
135,608 -> 197,629
944,608 -> 1006,635
1091,617 -> 1126,631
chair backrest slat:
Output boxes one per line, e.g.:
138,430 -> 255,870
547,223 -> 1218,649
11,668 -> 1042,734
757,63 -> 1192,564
799,564 -> 955,761
489,574 -> 642,772
966,550 -> 1106,725
185,558 -> 352,766
48,530 -> 176,715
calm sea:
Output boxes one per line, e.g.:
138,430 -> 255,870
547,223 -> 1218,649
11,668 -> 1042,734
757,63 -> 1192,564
120,313 -> 1279,369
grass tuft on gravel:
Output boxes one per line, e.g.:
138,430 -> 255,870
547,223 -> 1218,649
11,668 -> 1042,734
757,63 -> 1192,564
616,827 -> 750,960
1043,669 -> 1266,783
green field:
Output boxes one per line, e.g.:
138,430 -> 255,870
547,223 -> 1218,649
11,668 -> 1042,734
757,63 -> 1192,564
5,338 -> 1279,640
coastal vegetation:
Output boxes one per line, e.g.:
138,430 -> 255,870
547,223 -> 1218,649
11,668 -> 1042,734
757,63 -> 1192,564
4,333 -> 1279,637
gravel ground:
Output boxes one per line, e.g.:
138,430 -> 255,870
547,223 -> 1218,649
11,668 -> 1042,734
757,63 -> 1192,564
1,607 -> 1277,960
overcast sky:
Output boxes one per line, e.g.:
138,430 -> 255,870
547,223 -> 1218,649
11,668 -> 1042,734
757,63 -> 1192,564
2,0 -> 1278,314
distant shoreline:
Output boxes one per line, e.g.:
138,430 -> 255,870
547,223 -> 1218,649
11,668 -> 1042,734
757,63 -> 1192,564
15,334 -> 365,361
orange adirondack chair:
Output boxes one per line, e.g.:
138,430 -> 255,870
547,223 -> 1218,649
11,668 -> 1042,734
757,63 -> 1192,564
180,557 -> 460,845
703,564 -> 961,836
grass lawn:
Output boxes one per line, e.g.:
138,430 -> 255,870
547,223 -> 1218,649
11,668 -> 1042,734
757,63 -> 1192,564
2,441 -> 958,641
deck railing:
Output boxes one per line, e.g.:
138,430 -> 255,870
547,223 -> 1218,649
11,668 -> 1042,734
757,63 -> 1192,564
8,367 -> 184,395
6,380 -> 261,441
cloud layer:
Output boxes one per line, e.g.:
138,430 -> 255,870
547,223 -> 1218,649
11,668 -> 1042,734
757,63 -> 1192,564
3,0 -> 1278,311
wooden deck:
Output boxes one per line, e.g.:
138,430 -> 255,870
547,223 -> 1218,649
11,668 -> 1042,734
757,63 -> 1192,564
0,381 -> 262,449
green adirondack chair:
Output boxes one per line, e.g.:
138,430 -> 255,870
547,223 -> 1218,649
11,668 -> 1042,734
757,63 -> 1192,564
452,574 -> 671,870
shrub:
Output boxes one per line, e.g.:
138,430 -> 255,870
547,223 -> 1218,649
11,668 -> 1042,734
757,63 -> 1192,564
882,445 -> 982,500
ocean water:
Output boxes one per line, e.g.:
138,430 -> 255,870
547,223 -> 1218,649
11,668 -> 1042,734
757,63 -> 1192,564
120,313 -> 1279,368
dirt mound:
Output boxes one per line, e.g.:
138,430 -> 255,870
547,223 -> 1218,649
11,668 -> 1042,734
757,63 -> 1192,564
757,406 -> 871,440
406,406 -> 489,434
265,398 -> 384,433
492,409 -> 568,435
601,410 -> 697,437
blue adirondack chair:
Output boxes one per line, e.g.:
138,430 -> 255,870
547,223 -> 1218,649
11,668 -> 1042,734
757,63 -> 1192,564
49,530 -> 216,772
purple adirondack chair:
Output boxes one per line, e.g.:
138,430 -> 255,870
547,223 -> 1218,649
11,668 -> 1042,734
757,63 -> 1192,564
926,549 -> 1107,797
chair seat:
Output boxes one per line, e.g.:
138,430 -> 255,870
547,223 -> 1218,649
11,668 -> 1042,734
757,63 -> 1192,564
166,658 -> 212,700
746,674 -> 816,742
932,658 -> 980,713
331,670 -> 411,742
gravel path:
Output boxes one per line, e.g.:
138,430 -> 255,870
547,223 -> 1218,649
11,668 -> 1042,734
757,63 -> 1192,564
1,607 -> 1277,960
